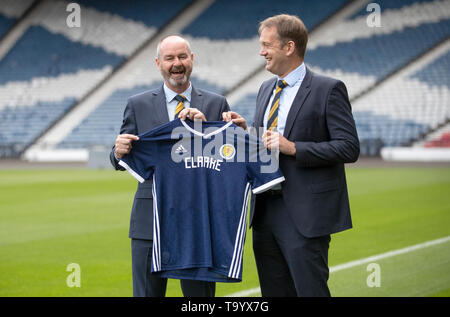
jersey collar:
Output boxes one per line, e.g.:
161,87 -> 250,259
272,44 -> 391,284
181,119 -> 234,138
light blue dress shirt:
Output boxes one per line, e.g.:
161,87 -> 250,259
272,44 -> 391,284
263,63 -> 306,135
163,82 -> 192,119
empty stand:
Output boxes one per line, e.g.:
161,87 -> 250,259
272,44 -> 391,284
75,0 -> 192,28
182,0 -> 350,39
0,0 -> 34,39
55,0 -> 352,151
410,49 -> 450,89
0,0 -> 191,158
349,0 -> 438,19
1,0 -> 449,160
231,0 -> 450,156
0,26 -> 122,84
306,20 -> 450,80
58,84 -> 160,149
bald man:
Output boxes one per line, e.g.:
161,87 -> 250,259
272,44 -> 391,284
110,35 -> 230,297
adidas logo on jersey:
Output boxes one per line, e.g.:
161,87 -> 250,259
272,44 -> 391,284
174,144 -> 188,154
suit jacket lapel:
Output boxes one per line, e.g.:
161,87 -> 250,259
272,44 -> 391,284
190,85 -> 204,113
283,67 -> 312,138
152,85 -> 170,124
255,78 -> 277,127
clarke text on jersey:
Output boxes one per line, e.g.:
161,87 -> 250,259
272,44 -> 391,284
184,156 -> 222,171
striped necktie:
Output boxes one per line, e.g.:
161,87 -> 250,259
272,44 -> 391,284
266,79 -> 287,131
174,94 -> 187,119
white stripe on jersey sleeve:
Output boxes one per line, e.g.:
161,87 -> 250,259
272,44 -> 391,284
252,176 -> 285,194
228,183 -> 251,279
152,174 -> 161,272
118,160 -> 145,183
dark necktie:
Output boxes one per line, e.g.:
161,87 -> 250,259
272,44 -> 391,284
174,94 -> 187,119
266,80 -> 287,131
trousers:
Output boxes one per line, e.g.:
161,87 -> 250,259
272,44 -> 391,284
131,239 -> 216,297
252,194 -> 331,297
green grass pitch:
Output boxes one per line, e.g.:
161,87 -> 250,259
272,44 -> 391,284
0,166 -> 449,297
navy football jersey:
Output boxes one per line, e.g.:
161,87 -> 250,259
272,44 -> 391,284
119,118 -> 284,282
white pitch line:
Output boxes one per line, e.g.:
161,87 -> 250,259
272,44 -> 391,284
225,235 -> 450,297
329,235 -> 450,273
227,287 -> 262,298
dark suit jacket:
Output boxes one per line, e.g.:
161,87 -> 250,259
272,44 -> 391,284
110,85 -> 230,240
250,67 -> 360,238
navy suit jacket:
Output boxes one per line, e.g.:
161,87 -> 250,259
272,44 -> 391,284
110,85 -> 230,240
250,67 -> 360,238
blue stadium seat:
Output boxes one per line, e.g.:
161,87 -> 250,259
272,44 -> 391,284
306,20 -> 450,79
182,0 -> 350,39
0,14 -> 15,39
58,85 -> 160,149
354,111 -> 430,149
410,51 -> 450,88
230,93 -> 257,125
75,0 -> 192,28
349,0 -> 437,19
0,26 -> 123,84
0,98 -> 76,154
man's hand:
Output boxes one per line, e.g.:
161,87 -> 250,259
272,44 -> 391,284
179,108 -> 206,121
114,134 -> 139,159
222,111 -> 247,130
262,130 -> 296,156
